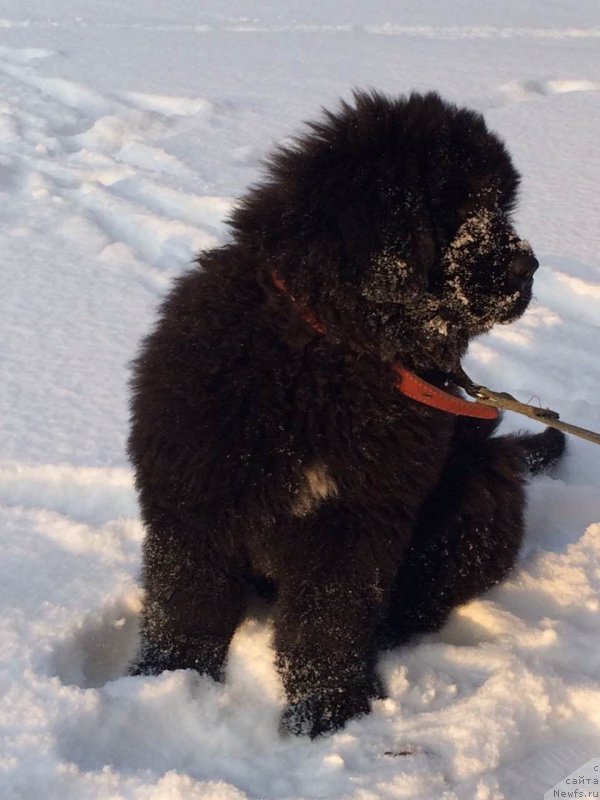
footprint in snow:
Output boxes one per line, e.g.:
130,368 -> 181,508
49,593 -> 141,688
121,91 -> 213,119
0,45 -> 54,64
500,78 -> 600,103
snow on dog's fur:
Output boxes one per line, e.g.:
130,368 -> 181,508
128,91 -> 565,737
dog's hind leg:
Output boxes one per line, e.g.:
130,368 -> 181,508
513,425 -> 566,474
379,433 -> 531,648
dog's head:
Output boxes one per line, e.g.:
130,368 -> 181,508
229,91 -> 537,372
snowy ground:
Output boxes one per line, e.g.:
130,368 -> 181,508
1,2 -> 600,799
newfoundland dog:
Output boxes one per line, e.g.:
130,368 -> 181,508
128,91 -> 565,737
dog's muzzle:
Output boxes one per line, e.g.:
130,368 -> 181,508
508,252 -> 539,289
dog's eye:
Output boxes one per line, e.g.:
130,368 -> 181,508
435,212 -> 463,250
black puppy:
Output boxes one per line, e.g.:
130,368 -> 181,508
128,91 -> 565,737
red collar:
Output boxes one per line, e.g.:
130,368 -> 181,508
271,270 -> 499,420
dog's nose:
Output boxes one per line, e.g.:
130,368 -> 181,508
509,253 -> 539,281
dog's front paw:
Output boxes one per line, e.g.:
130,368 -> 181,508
129,634 -> 228,680
280,680 -> 383,738
129,651 -> 163,677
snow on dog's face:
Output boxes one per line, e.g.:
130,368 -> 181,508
437,207 -> 537,329
229,90 -> 536,372
369,202 -> 539,371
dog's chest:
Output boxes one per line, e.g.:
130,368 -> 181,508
289,353 -> 455,507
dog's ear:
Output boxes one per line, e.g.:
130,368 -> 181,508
459,162 -> 520,221
458,177 -> 503,221
360,208 -> 436,303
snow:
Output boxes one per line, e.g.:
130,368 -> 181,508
1,1 -> 599,798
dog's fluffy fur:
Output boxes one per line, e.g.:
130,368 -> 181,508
129,91 -> 565,737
